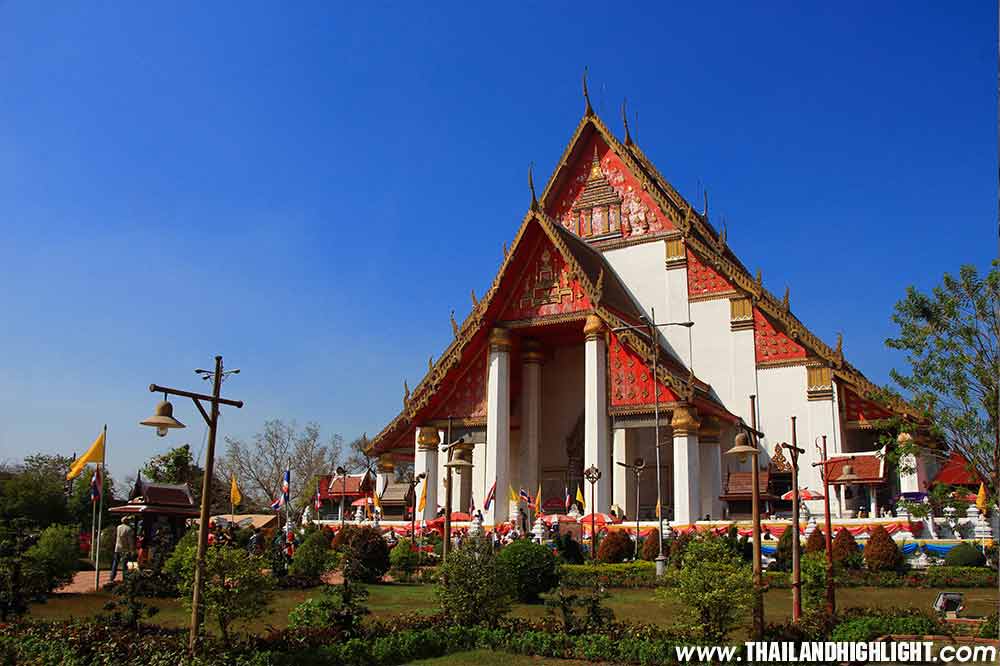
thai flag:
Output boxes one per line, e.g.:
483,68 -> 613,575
519,487 -> 531,506
564,486 -> 571,511
271,470 -> 290,511
89,468 -> 101,504
483,481 -> 496,511
314,487 -> 322,512
270,496 -> 282,511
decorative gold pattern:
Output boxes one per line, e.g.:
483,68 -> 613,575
730,297 -> 754,331
583,314 -> 604,339
489,327 -> 512,351
665,237 -> 686,269
518,248 -> 575,309
807,365 -> 833,401
770,444 -> 792,472
416,427 -> 440,451
377,453 -> 396,473
522,338 -> 545,364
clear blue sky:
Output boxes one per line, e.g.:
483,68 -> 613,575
0,2 -> 995,485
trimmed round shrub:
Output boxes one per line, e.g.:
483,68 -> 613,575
769,528 -> 798,572
495,540 -> 559,603
832,528 -> 862,569
331,525 -> 358,552
389,538 -> 420,582
641,528 -> 662,561
863,526 -> 901,572
342,526 -> 390,583
597,530 -> 633,564
554,533 -> 584,564
943,542 -> 986,568
23,524 -> 81,594
288,529 -> 335,583
804,528 -> 826,554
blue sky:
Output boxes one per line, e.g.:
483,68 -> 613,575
0,2 -> 995,484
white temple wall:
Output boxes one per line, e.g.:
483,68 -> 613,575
689,298 -> 734,406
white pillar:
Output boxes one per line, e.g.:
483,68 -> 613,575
485,327 -> 512,524
376,453 -> 394,497
584,315 -> 611,512
869,488 -> 878,518
837,485 -> 846,519
897,436 -> 929,494
671,405 -> 701,525
520,339 -> 543,500
613,427 -> 636,517
699,419 -> 722,520
414,427 -> 440,522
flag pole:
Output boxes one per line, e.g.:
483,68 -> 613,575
90,475 -> 97,561
94,424 -> 107,592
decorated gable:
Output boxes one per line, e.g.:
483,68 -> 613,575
546,135 -> 673,241
687,248 -> 736,298
500,235 -> 592,322
753,308 -> 807,364
841,386 -> 893,424
430,347 -> 488,421
609,332 -> 680,408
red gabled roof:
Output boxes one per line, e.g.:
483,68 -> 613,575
932,452 -> 983,487
318,472 -> 373,499
826,453 -> 885,486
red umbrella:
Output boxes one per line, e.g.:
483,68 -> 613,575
448,511 -> 472,522
577,512 -> 617,526
542,514 -> 577,525
350,496 -> 374,507
781,488 -> 824,501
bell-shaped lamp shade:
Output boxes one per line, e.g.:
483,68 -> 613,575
838,464 -> 860,483
725,431 -> 758,463
140,400 -> 186,437
444,458 -> 473,475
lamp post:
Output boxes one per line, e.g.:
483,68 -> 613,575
781,416 -> 806,623
335,466 -> 348,529
584,464 -> 602,561
611,309 -> 694,576
616,458 -> 645,560
442,435 -> 473,560
725,394 -> 766,640
811,439 -> 859,618
404,471 -> 426,563
141,355 -> 243,656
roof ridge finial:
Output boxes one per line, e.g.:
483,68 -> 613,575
403,380 -> 410,407
835,332 -> 844,358
782,286 -> 790,311
450,310 -> 459,336
528,162 -> 539,211
471,288 -> 478,307
703,188 -> 709,220
582,67 -> 593,117
621,97 -> 632,145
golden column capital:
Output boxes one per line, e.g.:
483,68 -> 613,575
489,327 -> 512,352
583,314 -> 605,339
416,426 -> 441,451
377,453 -> 396,473
522,338 -> 545,364
670,405 -> 701,436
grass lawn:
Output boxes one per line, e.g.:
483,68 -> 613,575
28,583 -> 998,636
409,651 -> 596,665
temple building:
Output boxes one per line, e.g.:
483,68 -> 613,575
366,94 -> 924,527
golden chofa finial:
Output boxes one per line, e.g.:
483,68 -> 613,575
621,97 -> 633,146
470,288 -> 478,307
450,310 -> 459,336
582,67 -> 593,117
835,332 -> 844,357
528,162 -> 539,211
428,356 -> 434,372
503,242 -> 508,258
403,380 -> 410,406
782,286 -> 790,311
755,269 -> 763,289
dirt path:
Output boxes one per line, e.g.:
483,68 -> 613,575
58,570 -> 115,594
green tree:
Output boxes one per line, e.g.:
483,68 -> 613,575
436,537 -> 510,626
885,263 -> 1000,501
140,444 -> 227,513
23,524 -> 80,593
0,454 -> 73,527
663,537 -> 753,642
65,469 -> 116,538
169,540 -> 273,642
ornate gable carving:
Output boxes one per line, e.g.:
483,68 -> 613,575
609,332 -> 680,408
687,248 -> 736,299
547,136 -> 673,242
501,238 -> 591,322
430,347 -> 488,420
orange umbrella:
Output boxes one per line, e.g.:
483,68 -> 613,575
781,488 -> 824,501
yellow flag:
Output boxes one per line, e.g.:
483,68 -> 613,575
230,476 -> 242,506
655,498 -> 662,520
976,482 -> 988,512
508,485 -> 518,504
417,477 -> 427,512
575,485 -> 585,510
66,431 -> 105,480
535,485 -> 543,513
373,488 -> 382,512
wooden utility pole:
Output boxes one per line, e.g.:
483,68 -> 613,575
782,417 -> 805,623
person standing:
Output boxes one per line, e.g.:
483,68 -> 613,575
110,517 -> 135,581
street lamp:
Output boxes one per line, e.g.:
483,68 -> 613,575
811,439 -> 859,617
616,457 -> 645,560
781,416 -> 806,623
335,466 -> 348,529
584,464 -> 602,562
612,307 -> 694,577
141,355 -> 242,656
724,394 -> 766,640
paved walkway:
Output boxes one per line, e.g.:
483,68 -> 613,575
58,570 -> 114,594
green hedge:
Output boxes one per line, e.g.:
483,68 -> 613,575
559,563 -> 996,589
